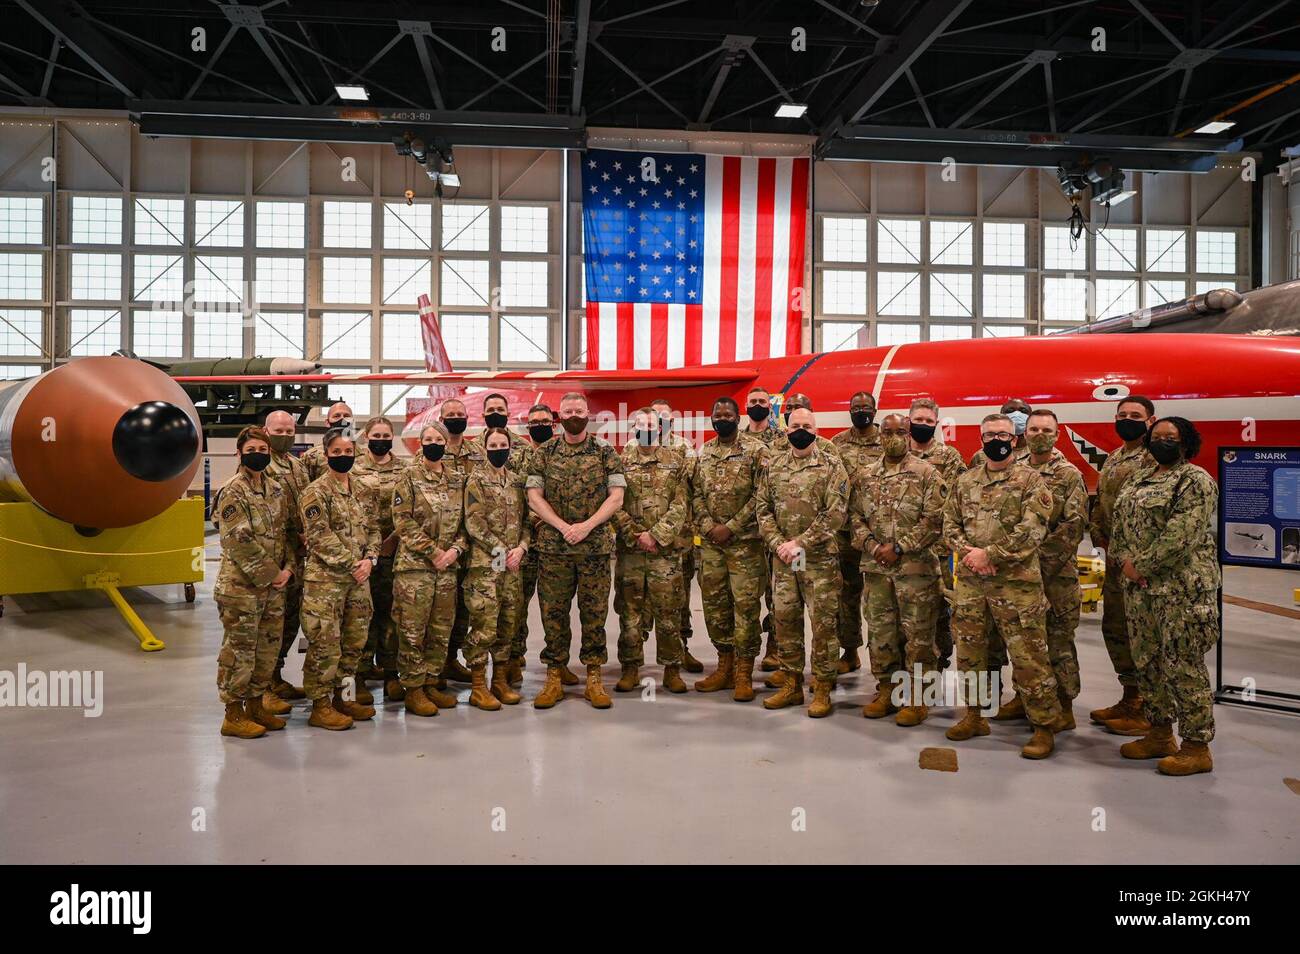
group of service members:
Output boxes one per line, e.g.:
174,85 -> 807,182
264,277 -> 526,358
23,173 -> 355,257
212,386 -> 1219,776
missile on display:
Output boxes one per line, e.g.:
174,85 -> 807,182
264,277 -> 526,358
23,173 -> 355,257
1055,280 -> 1300,337
146,354 -> 331,437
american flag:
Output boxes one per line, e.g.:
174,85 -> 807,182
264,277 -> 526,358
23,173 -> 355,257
581,148 -> 809,369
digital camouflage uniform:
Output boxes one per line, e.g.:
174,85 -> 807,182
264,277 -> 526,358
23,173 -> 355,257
1090,442 -> 1157,688
1110,463 -> 1220,742
353,452 -> 405,675
612,443 -> 690,667
832,425 -> 883,654
692,435 -> 767,659
912,439 -> 968,664
757,444 -> 849,681
943,462 -> 1061,725
848,453 -> 945,688
215,472 -> 292,703
463,459 -> 530,666
390,462 -> 466,689
1027,449 -> 1088,700
266,449 -> 309,671
299,473 -> 381,702
441,437 -> 486,663
527,434 -> 625,667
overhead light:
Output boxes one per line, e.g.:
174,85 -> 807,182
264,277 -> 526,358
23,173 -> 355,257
1194,120 -> 1235,134
438,172 -> 461,188
775,102 -> 808,119
335,84 -> 369,101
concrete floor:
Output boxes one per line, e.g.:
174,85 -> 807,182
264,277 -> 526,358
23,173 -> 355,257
1,541 -> 1297,865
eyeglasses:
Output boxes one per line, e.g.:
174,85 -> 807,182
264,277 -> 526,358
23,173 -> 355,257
982,431 -> 1014,441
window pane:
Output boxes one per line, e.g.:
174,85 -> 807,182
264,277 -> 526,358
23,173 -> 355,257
382,312 -> 421,362
321,311 -> 371,360
877,219 -> 921,264
929,272 -> 973,317
440,259 -> 489,306
382,258 -> 431,305
1196,279 -> 1236,295
134,198 -> 184,246
1043,226 -> 1086,271
69,308 -> 121,356
194,255 -> 243,304
1145,279 -> 1186,306
982,325 -> 1026,338
929,220 -> 972,265
71,196 -> 122,244
323,375 -> 372,417
193,310 -> 244,357
1043,276 -> 1087,322
0,197 -> 43,244
0,364 -> 40,380
322,257 -> 371,304
440,313 -> 489,362
384,203 -> 431,250
500,260 -> 548,308
822,270 -> 867,315
254,312 -> 304,358
1144,228 -> 1186,273
1096,277 -> 1138,317
71,252 -> 121,300
1096,227 -> 1138,271
0,308 -> 42,356
195,199 -> 244,247
1196,230 -> 1236,274
983,222 -> 1025,267
255,201 -> 305,249
323,200 -> 371,248
0,253 -> 43,300
982,273 -> 1025,318
131,309 -> 183,357
132,254 -> 183,302
255,257 -> 304,304
820,321 -> 866,352
500,313 -> 549,363
877,271 -> 920,315
822,217 -> 867,263
877,323 -> 921,345
501,206 -> 548,253
442,203 -> 490,251
930,324 -> 973,341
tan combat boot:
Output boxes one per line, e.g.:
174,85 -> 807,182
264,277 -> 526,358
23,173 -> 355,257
764,669 -> 789,689
862,683 -> 897,719
732,655 -> 756,702
1158,740 -> 1213,776
468,662 -> 502,711
681,648 -> 704,674
1120,722 -> 1178,760
992,693 -> 1026,721
220,702 -> 266,739
896,704 -> 929,727
246,694 -> 287,731
260,691 -> 292,716
1021,725 -> 1056,759
1103,708 -> 1152,736
584,665 -> 612,709
1090,684 -> 1140,724
663,665 -> 688,693
507,656 -> 525,688
533,667 -> 565,709
308,697 -> 353,731
272,668 -> 305,701
403,686 -> 439,717
559,666 -> 580,686
695,650 -> 734,692
490,661 -> 522,705
347,679 -> 374,706
946,707 -> 990,741
384,672 -> 406,702
423,681 -> 458,709
333,689 -> 375,721
807,677 -> 834,718
443,655 -> 473,683
615,664 -> 640,692
1051,687 -> 1075,731
763,672 -> 804,710
759,634 -> 779,671
837,647 -> 861,674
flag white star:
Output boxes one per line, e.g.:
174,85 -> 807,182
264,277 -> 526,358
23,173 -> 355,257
639,188 -> 648,197
665,163 -> 673,172
589,185 -> 597,194
689,163 -> 698,173
651,276 -> 660,285
613,186 -> 622,195
601,172 -> 610,181
587,159 -> 596,169
689,189 -> 698,198
662,290 -> 672,299
688,289 -> 697,299
677,176 -> 685,186
613,161 -> 622,171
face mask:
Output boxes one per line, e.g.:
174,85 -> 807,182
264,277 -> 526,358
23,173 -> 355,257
368,438 -> 392,457
1115,418 -> 1148,442
712,417 -> 738,438
487,448 -> 510,468
634,428 -> 655,447
560,416 -> 588,436
328,454 -> 355,474
484,412 -> 508,429
329,416 -> 352,430
1026,433 -> 1056,456
528,424 -> 553,444
788,428 -> 816,450
882,435 -> 908,458
910,422 -> 936,444
782,407 -> 797,423
443,417 -> 468,435
422,443 -> 445,462
850,410 -> 875,430
747,405 -> 769,423
241,451 -> 271,472
268,434 -> 294,454
982,438 -> 1013,463
1007,411 -> 1029,436
1148,439 -> 1182,466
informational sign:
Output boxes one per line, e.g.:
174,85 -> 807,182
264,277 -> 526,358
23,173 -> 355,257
1217,446 -> 1300,570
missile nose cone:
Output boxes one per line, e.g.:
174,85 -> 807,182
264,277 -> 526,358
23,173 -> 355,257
112,401 -> 199,482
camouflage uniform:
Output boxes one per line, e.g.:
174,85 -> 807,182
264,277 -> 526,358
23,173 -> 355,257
215,472 -> 292,703
1027,449 -> 1088,699
391,462 -> 466,689
463,460 -> 529,665
300,443 -> 328,483
442,437 -> 486,664
692,435 -> 767,658
662,431 -> 698,647
353,453 -> 405,675
943,462 -> 1061,725
968,443 -> 1032,468
848,453 -> 944,686
757,445 -> 849,681
912,439 -> 967,664
1090,442 -> 1157,688
1110,463 -> 1220,742
266,449 -> 309,672
739,422 -> 784,449
299,474 -> 381,702
831,425 -> 883,654
741,422 -> 786,638
612,443 -> 690,667
527,434 -> 625,667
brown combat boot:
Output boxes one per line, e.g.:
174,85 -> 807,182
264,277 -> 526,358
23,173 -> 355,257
807,677 -> 834,718
764,669 -> 790,689
1051,687 -> 1075,731
584,665 -> 612,709
333,689 -> 375,721
896,704 -> 929,727
443,656 -> 473,683
862,683 -> 897,719
468,663 -> 502,710
246,694 -> 287,731
260,691 -> 292,716
837,648 -> 861,674
695,650 -> 734,692
1090,684 -> 1140,724
507,656 -> 524,688
308,697 -> 353,731
763,672 -> 804,710
220,702 -> 266,739
384,672 -> 405,702
681,648 -> 704,674
1021,725 -> 1056,759
423,681 -> 458,709
272,668 -> 305,700
403,686 -> 439,717
1103,708 -> 1153,736
992,693 -> 1026,721
732,655 -> 756,702
1120,722 -> 1178,760
759,635 -> 779,671
350,679 -> 374,706
614,664 -> 640,692
533,667 -> 565,709
559,666 -> 580,686
946,707 -> 990,741
663,665 -> 688,693
1158,740 -> 1213,776
490,661 -> 522,705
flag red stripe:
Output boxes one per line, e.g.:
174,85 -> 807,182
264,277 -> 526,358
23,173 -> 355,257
684,302 -> 702,365
785,158 -> 810,356
718,156 -> 741,364
617,301 -> 634,369
752,158 -> 776,360
585,301 -> 601,369
650,303 -> 668,369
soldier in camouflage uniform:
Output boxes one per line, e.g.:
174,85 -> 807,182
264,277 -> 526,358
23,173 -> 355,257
299,428 -> 382,730
526,392 -> 626,710
390,423 -> 467,717
758,408 -> 849,717
612,407 -> 691,694
651,398 -> 703,673
437,398 -> 485,686
352,416 -> 405,700
943,413 -> 1062,758
1088,396 -> 1158,732
968,399 -> 1033,468
849,414 -> 945,726
1108,417 -> 1218,776
300,402 -> 354,483
741,386 -> 783,670
512,403 -> 556,685
831,391 -> 883,675
693,397 -> 768,702
264,410 -> 309,704
215,427 -> 295,739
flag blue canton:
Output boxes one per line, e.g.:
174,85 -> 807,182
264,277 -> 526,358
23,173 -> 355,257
581,149 -> 705,305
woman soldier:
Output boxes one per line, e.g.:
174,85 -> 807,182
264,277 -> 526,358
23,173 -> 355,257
299,427 -> 382,730
1109,417 -> 1220,776
215,426 -> 296,738
352,416 -> 405,699
462,427 -> 530,708
391,422 -> 467,717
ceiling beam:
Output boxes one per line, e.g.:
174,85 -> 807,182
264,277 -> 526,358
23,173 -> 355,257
15,0 -> 156,98
571,0 -> 592,115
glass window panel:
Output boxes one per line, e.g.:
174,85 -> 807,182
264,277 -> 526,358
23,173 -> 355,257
500,313 -> 549,363
1096,277 -> 1139,317
982,325 -> 1027,338
255,201 -> 305,249
820,321 -> 866,353
442,203 -> 490,251
439,313 -> 489,362
254,257 -> 304,304
822,217 -> 867,263
877,219 -> 922,264
133,198 -> 184,246
1144,228 -> 1186,272
321,311 -> 371,360
384,202 -> 432,250
323,200 -> 371,248
930,324 -> 973,341
71,196 -> 122,244
1095,227 -> 1139,271
70,252 -> 121,300
132,254 -> 183,302
929,220 -> 973,265
1196,230 -> 1236,274
876,270 -> 920,315
929,272 -> 973,317
1042,225 -> 1086,271
323,376 -> 372,417
0,364 -> 41,380
194,255 -> 243,304
982,222 -> 1025,267
877,323 -> 921,345
322,257 -> 371,304
382,258 -> 431,305
69,308 -> 121,356
0,253 -> 43,300
379,382 -> 420,418
501,205 -> 548,253
194,199 -> 244,247
254,312 -> 304,358
131,309 -> 183,357
500,260 -> 548,308
193,310 -> 244,357
1042,276 -> 1088,322
0,197 -> 43,244
382,312 -> 421,362
440,259 -> 489,307
821,270 -> 867,315
982,273 -> 1025,319
0,308 -> 42,356
1145,279 -> 1186,306
1196,279 -> 1236,295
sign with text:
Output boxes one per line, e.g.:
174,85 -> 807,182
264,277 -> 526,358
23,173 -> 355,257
1217,446 -> 1300,570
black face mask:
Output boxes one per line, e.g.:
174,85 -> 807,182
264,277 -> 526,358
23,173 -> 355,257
368,438 -> 392,457
422,443 -> 445,462
788,428 -> 816,450
443,417 -> 468,435
1115,418 -> 1148,442
528,424 -> 554,444
850,410 -> 875,430
910,422 -> 936,444
487,448 -> 510,468
633,428 -> 655,447
747,405 -> 769,422
484,412 -> 508,429
560,416 -> 588,436
328,455 -> 355,474
982,438 -> 1013,463
782,408 -> 795,423
712,417 -> 738,438
1148,439 -> 1182,466
241,451 -> 271,473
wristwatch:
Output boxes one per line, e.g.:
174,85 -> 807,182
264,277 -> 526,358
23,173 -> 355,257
369,555 -> 379,568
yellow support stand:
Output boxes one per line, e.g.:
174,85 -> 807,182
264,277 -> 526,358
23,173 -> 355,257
1077,554 -> 1105,613
86,572 -> 166,651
